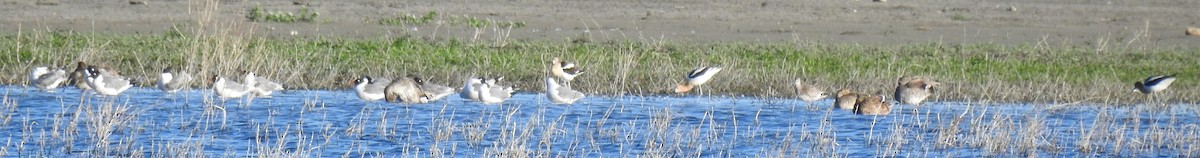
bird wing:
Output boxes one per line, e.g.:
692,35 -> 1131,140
255,78 -> 284,90
556,86 -> 585,100
1145,75 -> 1177,86
165,73 -> 193,90
489,85 -> 513,99
36,70 -> 68,88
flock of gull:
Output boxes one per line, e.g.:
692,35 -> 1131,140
25,58 -> 1179,115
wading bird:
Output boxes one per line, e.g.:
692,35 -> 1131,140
158,67 -> 193,93
30,66 -> 68,91
675,66 -> 722,95
545,77 -> 584,104
352,76 -> 390,101
83,66 -> 133,96
854,94 -> 891,115
794,79 -> 826,106
894,76 -> 939,105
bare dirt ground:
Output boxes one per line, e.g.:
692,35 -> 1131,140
1,0 -> 1197,47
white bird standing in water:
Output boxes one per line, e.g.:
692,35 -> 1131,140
675,66 -> 722,95
211,75 -> 253,99
1134,74 -> 1177,95
352,76 -> 390,101
545,77 -> 584,104
158,67 -> 193,93
83,67 -> 133,96
243,71 -> 284,97
30,66 -> 68,91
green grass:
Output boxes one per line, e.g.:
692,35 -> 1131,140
246,5 -> 318,23
1,30 -> 1197,104
377,11 -> 526,29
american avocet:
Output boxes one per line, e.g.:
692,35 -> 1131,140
550,58 -> 585,83
793,79 -> 826,105
83,67 -> 133,96
243,71 -> 284,97
70,62 -> 92,90
675,67 -> 722,94
383,76 -> 425,103
352,76 -> 390,101
211,75 -> 253,99
460,77 -> 484,101
1134,74 -> 1176,94
411,75 -> 454,103
158,67 -> 193,93
834,89 -> 859,110
893,76 -> 939,105
854,94 -> 891,115
545,77 -> 584,104
30,66 -> 68,91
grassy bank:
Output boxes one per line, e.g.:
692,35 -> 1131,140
1,30 -> 1197,104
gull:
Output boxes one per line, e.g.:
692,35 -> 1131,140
83,66 -> 133,96
477,77 -> 515,104
460,77 -> 484,101
545,77 -> 584,104
211,75 -> 253,99
352,76 -> 390,101
243,71 -> 284,97
411,75 -> 454,103
30,66 -> 68,91
158,67 -> 193,93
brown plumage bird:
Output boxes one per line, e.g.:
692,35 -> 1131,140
893,76 -> 940,105
854,94 -> 891,115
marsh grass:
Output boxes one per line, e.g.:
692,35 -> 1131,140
3,29 -> 1196,104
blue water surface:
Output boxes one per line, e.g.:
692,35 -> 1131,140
0,86 -> 1197,157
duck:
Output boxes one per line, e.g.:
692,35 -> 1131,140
30,66 -> 68,91
893,76 -> 940,105
675,66 -> 722,94
545,77 -> 584,104
854,94 -> 891,115
158,67 -> 193,93
83,66 -> 133,96
351,76 -> 390,101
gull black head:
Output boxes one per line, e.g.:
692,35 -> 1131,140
163,67 -> 177,73
85,67 -> 101,77
405,75 -> 424,84
353,76 -> 373,85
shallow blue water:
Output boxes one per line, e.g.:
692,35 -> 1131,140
0,86 -> 1198,157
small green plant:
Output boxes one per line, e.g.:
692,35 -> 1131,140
379,11 -> 437,25
246,5 -> 319,23
951,14 -> 970,21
